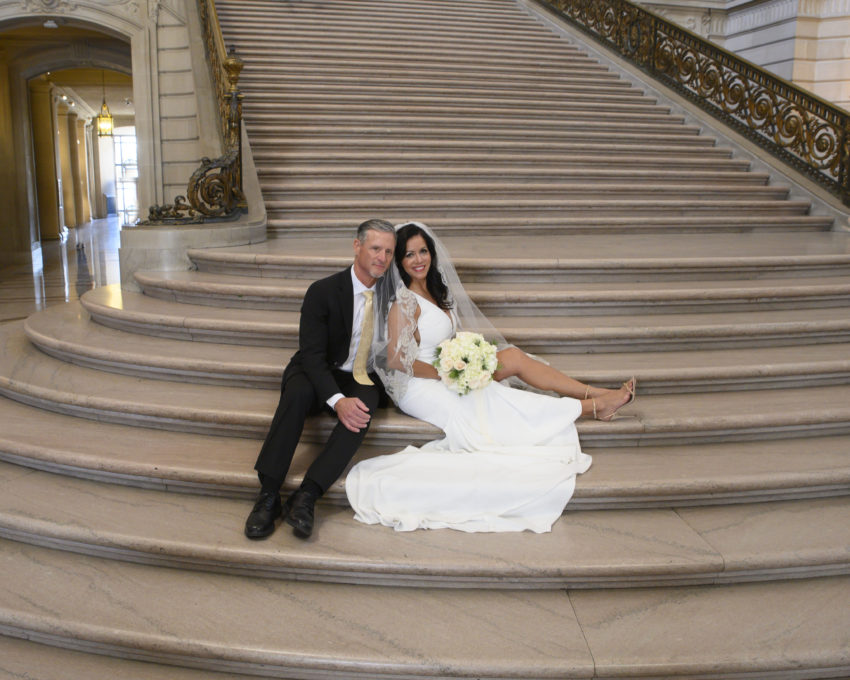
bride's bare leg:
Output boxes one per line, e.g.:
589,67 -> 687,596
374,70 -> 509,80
494,347 -> 600,398
494,348 -> 635,419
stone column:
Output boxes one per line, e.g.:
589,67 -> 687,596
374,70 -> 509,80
0,47 -> 23,264
67,109 -> 85,227
56,101 -> 76,229
87,123 -> 105,219
75,117 -> 92,223
29,80 -> 61,240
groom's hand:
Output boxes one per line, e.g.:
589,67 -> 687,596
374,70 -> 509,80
334,397 -> 371,432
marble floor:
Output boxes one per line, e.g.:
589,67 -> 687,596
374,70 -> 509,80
0,217 -> 122,324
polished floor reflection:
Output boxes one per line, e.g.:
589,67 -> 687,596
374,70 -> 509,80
0,217 -> 122,324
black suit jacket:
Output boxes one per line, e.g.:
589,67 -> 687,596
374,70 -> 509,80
284,267 -> 355,403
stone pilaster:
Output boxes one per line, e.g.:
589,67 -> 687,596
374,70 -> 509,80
29,80 -> 61,240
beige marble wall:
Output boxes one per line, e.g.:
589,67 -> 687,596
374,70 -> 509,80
794,10 -> 850,110
634,0 -> 850,109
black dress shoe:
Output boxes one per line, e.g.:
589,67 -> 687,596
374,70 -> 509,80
244,491 -> 282,539
285,488 -> 319,539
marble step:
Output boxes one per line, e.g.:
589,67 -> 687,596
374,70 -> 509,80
259,183 -> 790,203
247,97 -> 674,118
230,42 -> 612,65
226,24 -> 579,47
2,392 -> 849,507
0,635 -> 263,680
229,46 -> 609,71
4,322 -> 850,445
257,167 -> 766,186
238,72 -> 644,97
234,53 -> 622,79
247,130 -> 721,149
250,134 -> 720,154
222,19 -> 585,40
266,213 -> 833,236
244,71 -> 640,93
187,232 -> 850,282
3,462 -> 850,588
265,201 -> 812,224
2,539 -> 849,678
253,149 -> 747,168
24,303 -> 850,392
133,270 -> 850,316
218,0 -> 532,17
246,111 -> 698,133
79,286 -> 850,352
218,11 -> 578,34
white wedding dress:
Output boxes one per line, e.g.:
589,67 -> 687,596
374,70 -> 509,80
346,292 -> 592,533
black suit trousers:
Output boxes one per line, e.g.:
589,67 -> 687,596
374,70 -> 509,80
254,369 -> 381,493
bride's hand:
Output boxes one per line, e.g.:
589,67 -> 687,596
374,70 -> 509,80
334,397 -> 371,432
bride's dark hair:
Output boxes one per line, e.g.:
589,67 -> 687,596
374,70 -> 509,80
395,223 -> 453,310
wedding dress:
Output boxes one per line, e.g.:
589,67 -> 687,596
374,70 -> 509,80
345,291 -> 592,533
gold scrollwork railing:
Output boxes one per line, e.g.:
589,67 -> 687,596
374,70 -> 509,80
142,0 -> 246,224
540,0 -> 850,206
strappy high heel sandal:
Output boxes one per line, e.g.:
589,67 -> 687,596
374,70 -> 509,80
592,377 -> 637,421
624,377 -> 637,405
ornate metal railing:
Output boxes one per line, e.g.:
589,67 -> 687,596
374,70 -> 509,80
142,0 -> 246,224
540,0 -> 850,206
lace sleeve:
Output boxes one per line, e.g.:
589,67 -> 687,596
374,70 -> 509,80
374,284 -> 420,405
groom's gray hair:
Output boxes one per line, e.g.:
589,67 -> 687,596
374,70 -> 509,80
356,219 -> 395,242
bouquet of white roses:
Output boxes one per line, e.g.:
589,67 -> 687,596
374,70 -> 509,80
433,331 -> 499,395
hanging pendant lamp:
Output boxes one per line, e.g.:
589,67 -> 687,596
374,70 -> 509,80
96,70 -> 113,137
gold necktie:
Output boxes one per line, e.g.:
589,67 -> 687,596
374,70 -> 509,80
352,290 -> 374,385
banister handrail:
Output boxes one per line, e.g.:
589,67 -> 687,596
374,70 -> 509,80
538,0 -> 850,206
141,0 -> 246,224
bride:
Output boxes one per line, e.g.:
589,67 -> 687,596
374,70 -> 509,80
345,222 -> 635,533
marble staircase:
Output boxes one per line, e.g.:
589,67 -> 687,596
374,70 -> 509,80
1,0 -> 850,677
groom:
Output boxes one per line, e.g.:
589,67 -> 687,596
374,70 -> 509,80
245,219 -> 397,540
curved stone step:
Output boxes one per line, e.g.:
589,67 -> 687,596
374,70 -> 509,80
3,539 -> 849,679
0,635 -> 262,680
133,270 -> 850,316
0,539 -> 596,679
23,302 -> 850,393
3,462 -> 849,588
187,232 -> 850,282
79,286 -> 850,352
2,391 -> 850,507
4,322 -> 850,445
25,303 -> 289,388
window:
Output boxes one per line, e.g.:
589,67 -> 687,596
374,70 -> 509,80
112,129 -> 138,225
